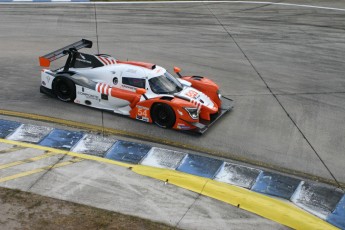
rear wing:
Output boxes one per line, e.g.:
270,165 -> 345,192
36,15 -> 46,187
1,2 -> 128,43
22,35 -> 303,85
39,39 -> 92,67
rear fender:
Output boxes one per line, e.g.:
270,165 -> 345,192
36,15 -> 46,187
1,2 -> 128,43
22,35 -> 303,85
41,69 -> 56,89
51,73 -> 76,91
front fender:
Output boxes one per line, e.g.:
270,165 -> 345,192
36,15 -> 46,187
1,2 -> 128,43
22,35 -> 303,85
182,76 -> 221,108
130,97 -> 199,130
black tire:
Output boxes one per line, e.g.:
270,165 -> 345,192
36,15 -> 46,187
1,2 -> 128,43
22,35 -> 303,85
151,103 -> 176,129
52,77 -> 76,102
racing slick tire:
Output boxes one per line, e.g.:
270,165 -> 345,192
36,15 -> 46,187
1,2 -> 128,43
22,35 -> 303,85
151,103 -> 176,129
52,77 -> 76,102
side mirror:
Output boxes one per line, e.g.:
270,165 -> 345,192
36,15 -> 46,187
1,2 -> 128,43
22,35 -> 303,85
136,88 -> 146,95
173,66 -> 182,78
174,66 -> 181,73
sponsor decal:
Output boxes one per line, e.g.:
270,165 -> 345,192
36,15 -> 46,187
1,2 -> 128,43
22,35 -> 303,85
177,123 -> 191,130
136,105 -> 150,110
46,76 -> 51,83
76,58 -> 91,64
136,115 -> 149,122
126,69 -> 137,73
122,84 -> 135,91
185,90 -> 199,99
77,91 -> 98,100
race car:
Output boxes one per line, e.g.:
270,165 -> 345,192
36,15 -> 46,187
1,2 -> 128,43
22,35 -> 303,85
39,39 -> 233,133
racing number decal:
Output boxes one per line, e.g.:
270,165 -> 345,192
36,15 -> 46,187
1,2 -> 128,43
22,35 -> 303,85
137,108 -> 148,117
186,90 -> 198,99
136,106 -> 149,122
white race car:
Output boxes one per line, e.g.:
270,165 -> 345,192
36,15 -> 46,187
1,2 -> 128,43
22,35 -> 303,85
39,39 -> 233,133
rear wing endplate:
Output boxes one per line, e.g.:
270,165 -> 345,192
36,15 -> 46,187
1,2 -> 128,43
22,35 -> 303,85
39,39 -> 92,67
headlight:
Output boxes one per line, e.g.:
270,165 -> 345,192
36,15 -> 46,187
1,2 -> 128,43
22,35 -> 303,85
184,107 -> 199,120
217,90 -> 222,99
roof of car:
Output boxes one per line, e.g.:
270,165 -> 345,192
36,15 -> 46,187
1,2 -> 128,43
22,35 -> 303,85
113,61 -> 167,79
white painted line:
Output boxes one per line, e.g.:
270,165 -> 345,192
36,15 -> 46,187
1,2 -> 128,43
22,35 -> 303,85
1,0 -> 345,12
94,1 -> 345,12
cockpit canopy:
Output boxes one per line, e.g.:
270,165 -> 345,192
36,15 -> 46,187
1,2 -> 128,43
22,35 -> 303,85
149,72 -> 183,94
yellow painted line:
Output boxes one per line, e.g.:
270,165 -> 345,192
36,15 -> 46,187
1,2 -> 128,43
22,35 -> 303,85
132,165 -> 339,230
0,158 -> 83,183
203,180 -> 337,230
0,152 -> 59,170
0,145 -> 26,154
0,108 -> 343,188
0,139 -> 73,155
0,138 -> 133,168
0,138 -> 339,229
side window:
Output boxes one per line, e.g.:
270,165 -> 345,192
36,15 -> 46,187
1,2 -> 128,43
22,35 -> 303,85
122,77 -> 145,88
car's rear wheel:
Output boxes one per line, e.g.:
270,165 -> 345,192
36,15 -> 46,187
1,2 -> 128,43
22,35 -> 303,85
52,77 -> 76,102
151,103 -> 176,129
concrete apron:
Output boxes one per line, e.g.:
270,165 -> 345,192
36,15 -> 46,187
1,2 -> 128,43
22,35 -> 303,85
0,118 -> 343,229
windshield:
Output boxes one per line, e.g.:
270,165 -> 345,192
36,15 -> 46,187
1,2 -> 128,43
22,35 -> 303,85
149,72 -> 183,94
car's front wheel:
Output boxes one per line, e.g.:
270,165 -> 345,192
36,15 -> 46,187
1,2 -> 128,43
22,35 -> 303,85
52,77 -> 76,102
151,103 -> 176,129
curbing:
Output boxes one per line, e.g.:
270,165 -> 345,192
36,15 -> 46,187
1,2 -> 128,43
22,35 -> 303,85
0,118 -> 344,229
1,108 -> 343,189
328,195 -> 345,229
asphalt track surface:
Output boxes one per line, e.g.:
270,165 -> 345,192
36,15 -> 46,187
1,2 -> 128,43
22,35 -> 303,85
0,1 -> 344,188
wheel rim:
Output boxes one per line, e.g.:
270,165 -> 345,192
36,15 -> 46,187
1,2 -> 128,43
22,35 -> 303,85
56,81 -> 71,100
52,77 -> 76,102
158,109 -> 168,121
153,104 -> 175,128
59,83 -> 69,95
